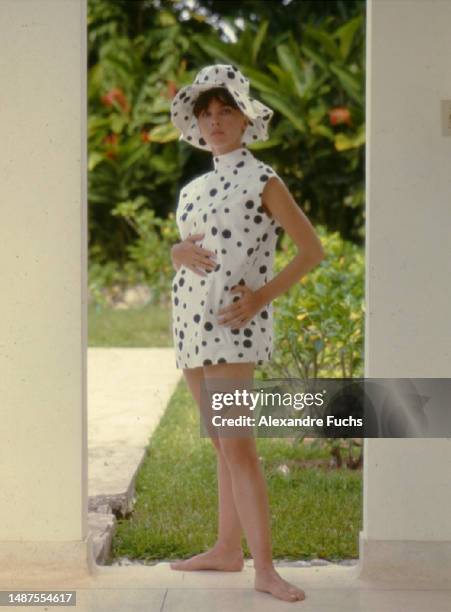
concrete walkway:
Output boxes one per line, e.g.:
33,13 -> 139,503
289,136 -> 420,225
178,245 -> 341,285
82,347 -> 450,611
4,563 -> 451,612
87,347 -> 181,562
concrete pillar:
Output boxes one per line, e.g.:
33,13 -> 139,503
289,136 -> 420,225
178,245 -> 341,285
358,0 -> 451,585
0,0 -> 95,581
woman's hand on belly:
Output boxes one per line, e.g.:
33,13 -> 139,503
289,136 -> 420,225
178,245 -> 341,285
171,233 -> 217,276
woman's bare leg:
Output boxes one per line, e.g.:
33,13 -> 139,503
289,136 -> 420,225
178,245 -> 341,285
202,362 -> 306,602
170,365 -> 244,571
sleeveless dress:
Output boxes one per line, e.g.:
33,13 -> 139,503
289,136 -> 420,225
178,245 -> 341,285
171,145 -> 283,369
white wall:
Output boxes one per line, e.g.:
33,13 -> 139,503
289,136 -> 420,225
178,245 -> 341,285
0,0 -> 93,575
360,0 -> 451,583
365,0 -> 451,377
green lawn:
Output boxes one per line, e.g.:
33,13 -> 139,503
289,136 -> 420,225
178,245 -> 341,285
88,302 -> 172,347
89,302 -> 362,563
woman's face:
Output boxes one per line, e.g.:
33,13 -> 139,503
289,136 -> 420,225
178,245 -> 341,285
196,97 -> 248,155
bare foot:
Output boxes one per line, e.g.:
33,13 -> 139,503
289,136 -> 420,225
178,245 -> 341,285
170,547 -> 244,572
255,566 -> 306,602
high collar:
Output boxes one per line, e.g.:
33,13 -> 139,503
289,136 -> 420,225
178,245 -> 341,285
212,145 -> 251,171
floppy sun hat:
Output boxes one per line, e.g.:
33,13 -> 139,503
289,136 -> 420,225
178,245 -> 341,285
170,64 -> 274,152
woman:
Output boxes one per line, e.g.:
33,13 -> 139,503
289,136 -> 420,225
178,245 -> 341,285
168,64 -> 325,603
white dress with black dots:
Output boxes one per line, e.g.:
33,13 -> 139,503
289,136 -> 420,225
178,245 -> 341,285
171,145 -> 283,369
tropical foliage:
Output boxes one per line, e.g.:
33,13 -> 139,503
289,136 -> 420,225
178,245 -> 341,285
88,0 -> 365,277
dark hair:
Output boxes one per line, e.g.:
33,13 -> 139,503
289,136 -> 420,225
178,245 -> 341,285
193,87 -> 241,118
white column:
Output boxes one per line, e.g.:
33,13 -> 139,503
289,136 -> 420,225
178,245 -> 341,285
359,0 -> 451,584
0,0 -> 95,580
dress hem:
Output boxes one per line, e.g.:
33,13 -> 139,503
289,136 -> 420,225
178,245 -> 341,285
175,352 -> 273,370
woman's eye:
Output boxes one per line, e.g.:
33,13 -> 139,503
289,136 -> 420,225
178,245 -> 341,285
202,108 -> 231,117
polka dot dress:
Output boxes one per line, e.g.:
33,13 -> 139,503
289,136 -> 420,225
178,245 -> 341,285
171,145 -> 283,369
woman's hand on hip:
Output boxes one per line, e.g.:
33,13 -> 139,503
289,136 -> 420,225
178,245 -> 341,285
216,283 -> 265,328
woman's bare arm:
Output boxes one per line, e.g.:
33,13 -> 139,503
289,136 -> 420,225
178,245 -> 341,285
255,176 -> 325,308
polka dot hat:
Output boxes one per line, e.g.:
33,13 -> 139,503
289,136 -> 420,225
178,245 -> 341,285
170,64 -> 274,152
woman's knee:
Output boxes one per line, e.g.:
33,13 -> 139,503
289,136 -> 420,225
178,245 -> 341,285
210,436 -> 221,453
183,366 -> 207,410
218,437 -> 258,470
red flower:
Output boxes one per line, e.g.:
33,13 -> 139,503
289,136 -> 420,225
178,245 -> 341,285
166,80 -> 178,99
101,87 -> 130,112
103,133 -> 119,145
329,107 -> 352,126
140,130 -> 152,143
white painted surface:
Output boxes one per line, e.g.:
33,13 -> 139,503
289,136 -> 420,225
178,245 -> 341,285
0,0 -> 92,571
360,0 -> 451,581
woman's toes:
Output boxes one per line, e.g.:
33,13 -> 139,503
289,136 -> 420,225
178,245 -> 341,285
169,561 -> 180,569
255,570 -> 306,602
292,588 -> 305,600
278,587 -> 298,602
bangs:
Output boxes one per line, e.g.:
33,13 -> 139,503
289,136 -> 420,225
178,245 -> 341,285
193,87 -> 240,117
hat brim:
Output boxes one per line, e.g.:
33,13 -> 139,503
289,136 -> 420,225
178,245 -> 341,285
170,82 -> 274,152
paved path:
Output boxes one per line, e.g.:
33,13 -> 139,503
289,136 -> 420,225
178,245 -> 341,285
87,347 -> 181,561
3,562 -> 450,611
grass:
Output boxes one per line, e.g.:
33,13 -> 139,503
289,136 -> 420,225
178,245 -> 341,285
88,302 -> 172,347
89,301 -> 362,563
